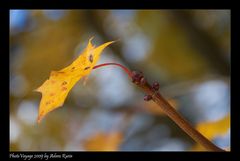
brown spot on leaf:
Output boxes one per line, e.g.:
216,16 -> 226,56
71,67 -> 75,72
84,66 -> 90,70
89,54 -> 93,63
61,87 -> 67,91
51,80 -> 56,84
62,81 -> 67,85
50,93 -> 55,96
51,73 -> 57,76
40,111 -> 44,115
45,101 -> 51,105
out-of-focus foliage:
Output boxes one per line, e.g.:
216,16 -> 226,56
191,114 -> 230,151
196,114 -> 230,139
10,10 -> 230,151
83,131 -> 123,151
137,11 -> 208,81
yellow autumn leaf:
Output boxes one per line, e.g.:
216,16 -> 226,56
35,37 -> 114,123
83,131 -> 123,151
191,114 -> 230,151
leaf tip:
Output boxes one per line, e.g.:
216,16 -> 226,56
89,36 -> 94,42
107,40 -> 117,45
37,115 -> 42,124
113,38 -> 120,43
37,111 -> 45,123
34,88 -> 41,93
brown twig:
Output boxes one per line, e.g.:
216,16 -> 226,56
131,70 -> 226,152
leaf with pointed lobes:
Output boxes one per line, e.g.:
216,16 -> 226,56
35,37 -> 114,123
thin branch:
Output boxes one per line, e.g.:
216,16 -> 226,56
131,71 -> 226,152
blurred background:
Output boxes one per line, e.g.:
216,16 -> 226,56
10,10 -> 230,151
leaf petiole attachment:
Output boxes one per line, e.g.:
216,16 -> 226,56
93,63 -> 132,78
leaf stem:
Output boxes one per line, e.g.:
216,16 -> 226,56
93,63 -> 132,78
